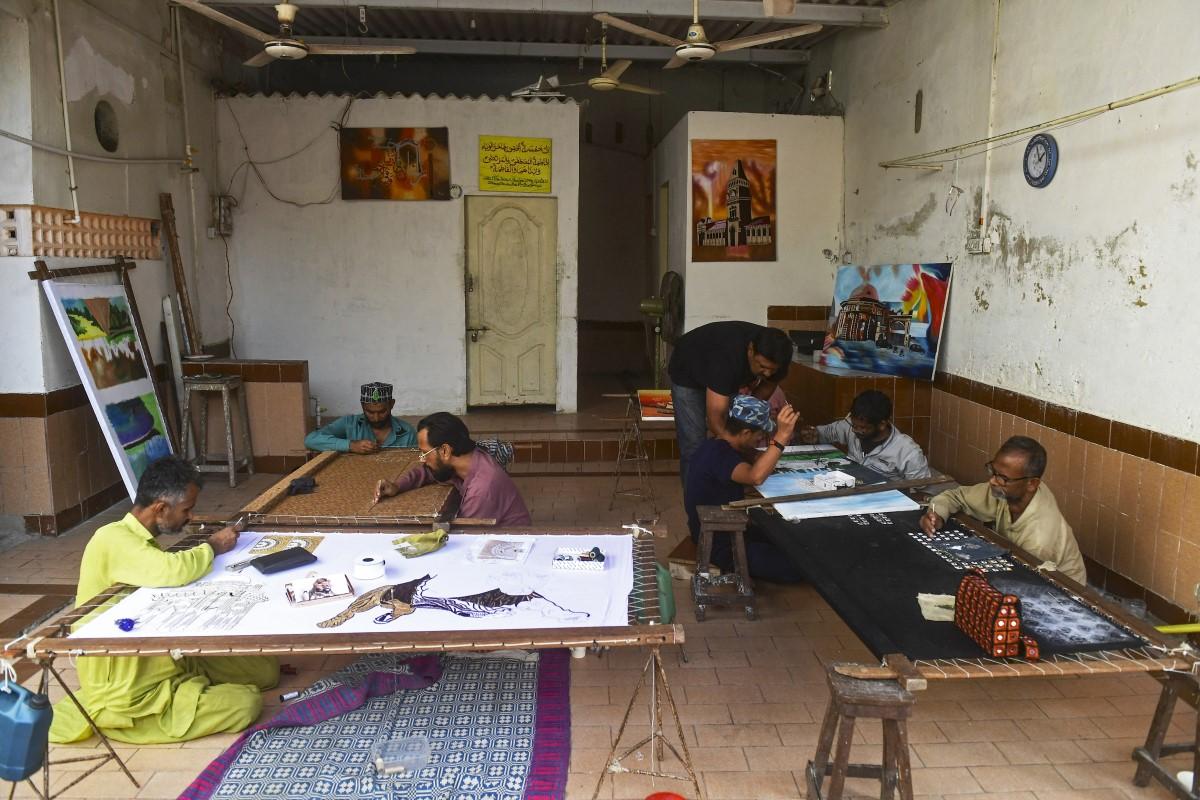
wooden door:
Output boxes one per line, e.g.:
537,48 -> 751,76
465,196 -> 558,406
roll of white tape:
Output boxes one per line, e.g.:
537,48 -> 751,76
354,554 -> 386,581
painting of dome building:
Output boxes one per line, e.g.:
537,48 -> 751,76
691,139 -> 776,262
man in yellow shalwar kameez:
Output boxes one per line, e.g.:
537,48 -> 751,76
50,456 -> 279,744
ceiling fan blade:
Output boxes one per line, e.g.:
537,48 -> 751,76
307,42 -> 417,56
173,0 -> 273,43
616,82 -> 663,96
593,13 -> 682,47
242,50 -> 275,67
714,23 -> 822,53
662,55 -> 688,70
762,0 -> 797,16
601,59 -> 633,81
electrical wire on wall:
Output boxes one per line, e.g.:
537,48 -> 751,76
220,97 -> 353,208
220,234 -> 237,358
879,72 -> 1200,170
216,96 -> 355,357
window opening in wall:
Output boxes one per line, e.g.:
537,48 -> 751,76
584,122 -> 593,143
615,122 -> 624,144
914,89 -> 923,134
94,100 -> 119,152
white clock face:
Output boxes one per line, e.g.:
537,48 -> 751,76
1026,142 -> 1048,178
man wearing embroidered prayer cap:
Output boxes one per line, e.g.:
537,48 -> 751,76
49,456 -> 278,745
304,381 -> 417,454
921,435 -> 1086,585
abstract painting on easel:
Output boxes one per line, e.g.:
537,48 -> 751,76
43,281 -> 173,498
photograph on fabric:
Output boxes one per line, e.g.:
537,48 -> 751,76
60,296 -> 148,388
104,393 -> 171,479
818,263 -> 953,379
285,573 -> 355,606
691,138 -> 777,262
42,280 -> 173,499
340,127 -> 451,200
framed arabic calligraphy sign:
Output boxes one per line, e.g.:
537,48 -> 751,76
340,127 -> 451,200
479,134 -> 552,193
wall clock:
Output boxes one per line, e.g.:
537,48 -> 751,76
1023,133 -> 1058,188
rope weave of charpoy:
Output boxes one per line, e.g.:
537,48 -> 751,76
247,450 -> 452,519
910,646 -> 1192,680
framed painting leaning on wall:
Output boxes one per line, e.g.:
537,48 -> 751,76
42,281 -> 173,498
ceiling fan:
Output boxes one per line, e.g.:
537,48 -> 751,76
594,0 -> 821,69
174,1 -> 417,68
561,23 -> 663,95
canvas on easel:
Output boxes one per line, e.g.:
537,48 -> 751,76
42,280 -> 173,498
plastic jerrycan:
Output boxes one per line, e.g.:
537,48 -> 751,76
0,681 -> 52,781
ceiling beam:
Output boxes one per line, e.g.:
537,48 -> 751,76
296,36 -> 811,62
212,1 -> 888,27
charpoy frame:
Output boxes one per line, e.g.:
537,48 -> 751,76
11,523 -> 692,799
743,499 -> 1198,799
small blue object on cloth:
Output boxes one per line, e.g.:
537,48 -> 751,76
115,618 -> 136,632
729,394 -> 776,433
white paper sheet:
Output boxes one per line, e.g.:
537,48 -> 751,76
757,450 -> 919,521
71,532 -> 634,639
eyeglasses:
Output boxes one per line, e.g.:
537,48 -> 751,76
985,461 -> 1034,486
418,445 -> 441,462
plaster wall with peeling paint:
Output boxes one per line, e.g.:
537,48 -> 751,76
0,0 -> 226,394
816,0 -> 1200,441
651,111 -> 844,332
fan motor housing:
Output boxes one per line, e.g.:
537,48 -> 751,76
265,39 -> 309,60
675,42 -> 716,62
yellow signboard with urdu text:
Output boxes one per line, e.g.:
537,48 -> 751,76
479,135 -> 552,193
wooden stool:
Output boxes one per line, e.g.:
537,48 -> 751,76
692,506 -> 755,621
180,375 -> 254,487
807,664 -> 915,800
1132,670 -> 1200,799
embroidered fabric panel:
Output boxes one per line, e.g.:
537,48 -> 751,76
214,654 -> 542,800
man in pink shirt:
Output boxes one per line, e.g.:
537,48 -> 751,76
373,412 -> 532,526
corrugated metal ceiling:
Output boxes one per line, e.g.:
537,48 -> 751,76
209,2 -> 895,52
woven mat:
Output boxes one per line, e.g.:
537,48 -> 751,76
262,450 -> 452,519
181,650 -> 570,800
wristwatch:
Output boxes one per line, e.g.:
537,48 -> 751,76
770,439 -> 786,452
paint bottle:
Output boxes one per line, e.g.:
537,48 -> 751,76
0,683 -> 52,781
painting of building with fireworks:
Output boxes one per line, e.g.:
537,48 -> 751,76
691,139 -> 776,262
818,263 -> 953,379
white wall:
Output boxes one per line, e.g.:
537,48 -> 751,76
821,0 -> 1200,440
0,0 -> 225,393
216,94 -> 580,415
652,111 -> 844,331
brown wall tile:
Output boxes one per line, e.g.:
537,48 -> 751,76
993,388 -> 1019,415
1110,421 -> 1151,459
0,393 -> 47,417
1159,468 -> 1187,537
1044,403 -> 1077,436
1149,432 -> 1198,475
1075,413 -> 1111,447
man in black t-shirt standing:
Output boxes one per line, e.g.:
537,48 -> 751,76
667,321 -> 794,486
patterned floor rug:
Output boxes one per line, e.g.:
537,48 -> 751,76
180,650 -> 570,800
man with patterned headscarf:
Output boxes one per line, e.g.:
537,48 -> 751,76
304,382 -> 417,454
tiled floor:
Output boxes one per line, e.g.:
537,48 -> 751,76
2,472 -> 1190,799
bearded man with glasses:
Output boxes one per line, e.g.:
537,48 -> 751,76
920,435 -> 1086,585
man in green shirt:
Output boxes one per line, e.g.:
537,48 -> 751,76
304,381 -> 417,453
50,457 -> 278,744
921,435 -> 1086,585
